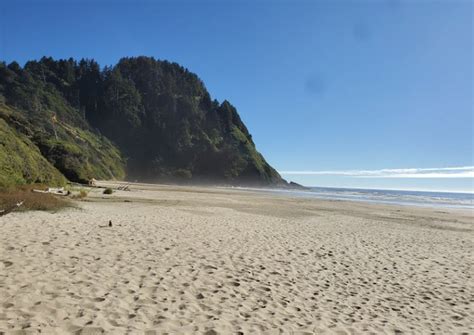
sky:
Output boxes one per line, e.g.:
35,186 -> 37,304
1,0 -> 472,192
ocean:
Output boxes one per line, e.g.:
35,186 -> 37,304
239,186 -> 474,209
305,187 -> 474,209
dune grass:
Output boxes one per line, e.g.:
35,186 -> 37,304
71,189 -> 89,199
0,184 -> 71,214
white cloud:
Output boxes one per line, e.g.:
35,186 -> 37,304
279,166 -> 474,178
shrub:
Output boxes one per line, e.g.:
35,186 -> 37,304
103,188 -> 113,194
174,169 -> 192,179
71,189 -> 88,199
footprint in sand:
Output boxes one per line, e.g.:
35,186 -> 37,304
2,260 -> 13,268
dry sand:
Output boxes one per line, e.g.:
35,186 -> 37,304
0,182 -> 473,334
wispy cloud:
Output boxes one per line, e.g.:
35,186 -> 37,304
279,166 -> 474,178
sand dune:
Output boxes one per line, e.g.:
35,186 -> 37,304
1,183 -> 473,334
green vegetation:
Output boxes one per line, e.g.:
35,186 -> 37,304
0,110 -> 66,189
0,59 -> 126,186
0,56 -> 286,187
103,188 -> 113,194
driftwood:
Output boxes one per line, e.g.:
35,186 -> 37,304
117,184 -> 131,191
0,201 -> 24,217
32,187 -> 69,196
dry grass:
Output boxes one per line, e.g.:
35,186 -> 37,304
0,185 -> 71,213
71,189 -> 88,199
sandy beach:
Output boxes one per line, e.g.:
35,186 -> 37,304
0,182 -> 472,334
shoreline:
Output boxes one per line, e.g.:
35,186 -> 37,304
96,180 -> 474,214
225,185 -> 474,211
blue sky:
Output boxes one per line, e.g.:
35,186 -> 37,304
1,0 -> 472,192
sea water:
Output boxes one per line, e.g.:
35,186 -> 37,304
304,187 -> 474,209
238,186 -> 474,209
